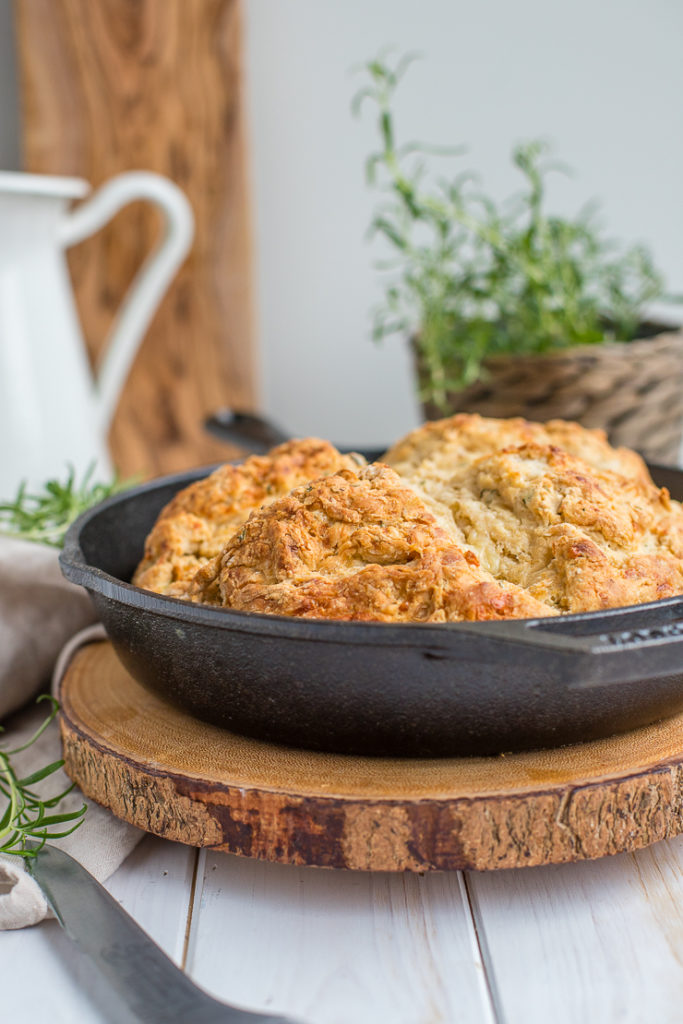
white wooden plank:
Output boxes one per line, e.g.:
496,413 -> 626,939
467,834 -> 683,1024
1,918 -> 117,1023
105,833 -> 198,965
186,852 -> 495,1024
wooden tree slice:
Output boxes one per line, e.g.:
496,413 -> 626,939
59,641 -> 683,872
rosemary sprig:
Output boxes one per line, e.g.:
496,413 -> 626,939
0,464 -> 128,548
0,696 -> 86,859
353,53 -> 673,408
0,465 -> 128,853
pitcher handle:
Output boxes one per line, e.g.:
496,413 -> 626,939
58,171 -> 194,433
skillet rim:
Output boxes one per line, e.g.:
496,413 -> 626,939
59,460 -> 683,654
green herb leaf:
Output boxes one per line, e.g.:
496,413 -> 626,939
0,697 -> 86,859
353,52 -> 677,406
0,464 -> 132,549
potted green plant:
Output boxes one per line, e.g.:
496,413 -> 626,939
354,54 -> 683,463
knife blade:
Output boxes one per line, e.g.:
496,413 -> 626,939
27,843 -> 299,1024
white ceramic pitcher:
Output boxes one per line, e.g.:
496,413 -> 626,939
0,170 -> 194,499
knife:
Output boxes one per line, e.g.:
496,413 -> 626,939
27,843 -> 300,1024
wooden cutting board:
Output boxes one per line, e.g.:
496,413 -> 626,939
14,0 -> 256,477
58,641 -> 683,872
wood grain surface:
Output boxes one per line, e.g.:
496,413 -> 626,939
59,641 -> 683,872
15,0 -> 257,477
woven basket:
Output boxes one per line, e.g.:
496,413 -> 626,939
417,328 -> 683,465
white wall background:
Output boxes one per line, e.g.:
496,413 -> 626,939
243,0 -> 683,448
0,0 -> 681,450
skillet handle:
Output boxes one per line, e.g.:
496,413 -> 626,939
456,599 -> 683,689
204,410 -> 290,454
520,596 -> 683,658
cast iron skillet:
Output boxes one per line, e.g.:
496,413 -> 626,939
60,461 -> 683,758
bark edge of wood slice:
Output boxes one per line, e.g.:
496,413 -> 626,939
59,641 -> 683,872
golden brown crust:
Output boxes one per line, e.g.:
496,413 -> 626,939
384,413 -> 652,486
134,418 -> 683,622
182,464 -> 554,622
133,439 -> 365,595
417,442 -> 683,613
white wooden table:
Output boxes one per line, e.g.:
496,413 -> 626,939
6,830 -> 683,1022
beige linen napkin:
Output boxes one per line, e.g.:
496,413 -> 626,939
0,536 -> 101,718
0,537 -> 144,929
